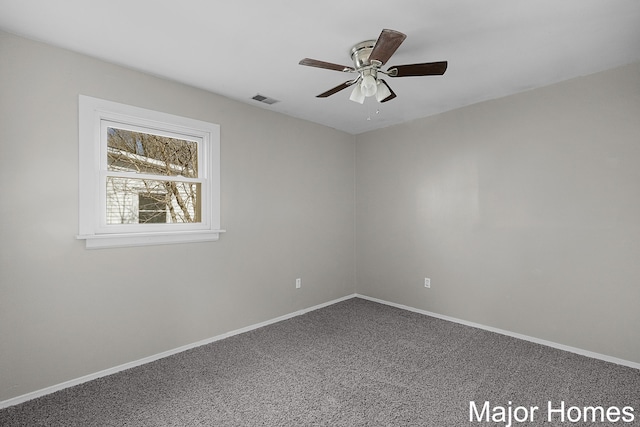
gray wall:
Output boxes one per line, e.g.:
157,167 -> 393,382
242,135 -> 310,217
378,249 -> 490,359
0,31 -> 356,401
356,62 -> 640,364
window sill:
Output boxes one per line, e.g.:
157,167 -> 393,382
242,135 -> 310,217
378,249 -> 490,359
76,229 -> 226,249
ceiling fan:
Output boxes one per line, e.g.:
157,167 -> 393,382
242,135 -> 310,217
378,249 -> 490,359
299,29 -> 447,104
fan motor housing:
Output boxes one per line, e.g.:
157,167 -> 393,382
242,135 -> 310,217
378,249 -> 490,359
350,40 -> 376,68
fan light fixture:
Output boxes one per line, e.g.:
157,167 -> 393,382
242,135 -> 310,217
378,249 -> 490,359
349,69 -> 390,104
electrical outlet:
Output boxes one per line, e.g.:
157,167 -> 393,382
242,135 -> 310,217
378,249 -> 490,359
296,278 -> 301,289
424,278 -> 431,288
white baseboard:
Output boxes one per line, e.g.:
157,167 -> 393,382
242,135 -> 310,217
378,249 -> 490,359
4,292 -> 637,409
0,293 -> 357,409
355,293 -> 640,371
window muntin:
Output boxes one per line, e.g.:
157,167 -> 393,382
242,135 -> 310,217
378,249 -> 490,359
78,95 -> 223,249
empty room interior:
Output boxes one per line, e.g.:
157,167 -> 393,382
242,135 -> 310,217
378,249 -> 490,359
1,1 -> 640,425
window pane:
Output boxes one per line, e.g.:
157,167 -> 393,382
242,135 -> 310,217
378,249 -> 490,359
138,193 -> 168,223
107,177 -> 201,224
107,127 -> 198,178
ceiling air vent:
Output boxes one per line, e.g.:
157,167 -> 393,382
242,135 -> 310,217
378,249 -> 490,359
251,94 -> 280,105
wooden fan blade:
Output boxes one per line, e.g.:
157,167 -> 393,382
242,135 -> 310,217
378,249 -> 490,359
299,58 -> 355,72
317,80 -> 357,98
369,29 -> 407,65
388,61 -> 448,77
378,79 -> 396,103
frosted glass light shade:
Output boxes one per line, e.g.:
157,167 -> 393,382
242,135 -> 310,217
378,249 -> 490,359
361,75 -> 377,97
349,83 -> 365,104
375,81 -> 391,102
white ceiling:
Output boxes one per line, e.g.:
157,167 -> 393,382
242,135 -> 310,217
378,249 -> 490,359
1,0 -> 639,134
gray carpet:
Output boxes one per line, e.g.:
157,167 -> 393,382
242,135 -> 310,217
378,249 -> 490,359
1,297 -> 639,426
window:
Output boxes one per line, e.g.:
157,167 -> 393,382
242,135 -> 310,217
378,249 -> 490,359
77,95 -> 223,249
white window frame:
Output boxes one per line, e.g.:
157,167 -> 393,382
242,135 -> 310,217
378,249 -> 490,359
77,95 -> 224,249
